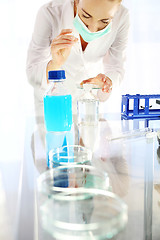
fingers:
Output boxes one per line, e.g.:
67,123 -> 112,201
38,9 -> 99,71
102,75 -> 112,87
51,43 -> 74,52
102,76 -> 112,93
102,85 -> 112,93
52,35 -> 78,46
53,29 -> 78,43
80,74 -> 113,93
80,77 -> 103,88
59,29 -> 73,35
51,31 -> 78,51
80,78 -> 94,86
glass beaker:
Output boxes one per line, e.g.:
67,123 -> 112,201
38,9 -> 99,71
49,145 -> 92,168
37,164 -> 109,195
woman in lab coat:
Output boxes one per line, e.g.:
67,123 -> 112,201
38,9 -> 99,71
26,0 -> 130,115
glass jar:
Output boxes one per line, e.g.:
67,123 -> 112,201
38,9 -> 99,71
77,84 -> 99,125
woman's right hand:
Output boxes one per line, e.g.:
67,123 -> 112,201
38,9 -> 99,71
50,29 -> 78,69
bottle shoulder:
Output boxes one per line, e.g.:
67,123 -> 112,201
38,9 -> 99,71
45,81 -> 71,96
78,89 -> 99,101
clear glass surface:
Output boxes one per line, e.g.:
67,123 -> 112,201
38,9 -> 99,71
77,99 -> 99,124
77,84 -> 100,125
40,189 -> 128,240
106,127 -> 155,141
49,145 -> 92,167
31,117 -> 160,240
37,164 -> 110,196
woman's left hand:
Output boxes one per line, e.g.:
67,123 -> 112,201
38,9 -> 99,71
80,74 -> 112,93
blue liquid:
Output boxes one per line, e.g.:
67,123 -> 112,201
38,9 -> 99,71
44,95 -> 72,131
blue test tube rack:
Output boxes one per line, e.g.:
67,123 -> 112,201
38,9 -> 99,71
121,94 -> 160,120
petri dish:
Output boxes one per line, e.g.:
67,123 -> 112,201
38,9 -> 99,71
40,188 -> 128,240
37,164 -> 109,196
49,145 -> 92,167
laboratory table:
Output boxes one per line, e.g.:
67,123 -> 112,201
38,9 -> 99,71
1,114 -> 160,240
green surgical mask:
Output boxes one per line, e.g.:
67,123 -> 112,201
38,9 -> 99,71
73,13 -> 112,42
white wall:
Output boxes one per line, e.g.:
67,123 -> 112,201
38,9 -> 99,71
0,0 -> 48,162
102,0 -> 160,112
122,0 -> 160,94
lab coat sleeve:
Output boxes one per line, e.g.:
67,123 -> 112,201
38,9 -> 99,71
97,9 -> 130,101
26,5 -> 53,91
104,10 -> 130,87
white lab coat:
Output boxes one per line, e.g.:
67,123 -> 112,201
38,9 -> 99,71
26,0 -> 130,116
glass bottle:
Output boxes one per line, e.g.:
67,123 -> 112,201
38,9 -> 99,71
77,84 -> 99,125
44,70 -> 72,132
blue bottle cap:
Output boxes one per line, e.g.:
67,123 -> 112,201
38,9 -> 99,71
48,70 -> 66,80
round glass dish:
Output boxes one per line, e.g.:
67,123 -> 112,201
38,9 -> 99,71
37,164 -> 109,196
40,188 -> 128,240
49,145 -> 92,168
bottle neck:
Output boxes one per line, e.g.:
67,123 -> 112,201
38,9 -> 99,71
79,84 -> 98,100
49,80 -> 64,89
46,79 -> 67,96
49,79 -> 64,83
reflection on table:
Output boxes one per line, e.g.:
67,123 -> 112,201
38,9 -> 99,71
29,114 -> 160,240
